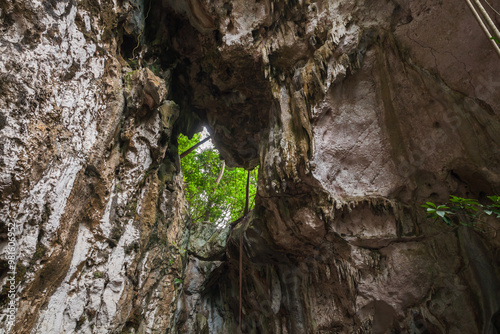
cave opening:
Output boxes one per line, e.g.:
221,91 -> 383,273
178,127 -> 258,227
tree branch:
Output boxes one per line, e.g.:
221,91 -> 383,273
180,136 -> 211,159
215,161 -> 225,186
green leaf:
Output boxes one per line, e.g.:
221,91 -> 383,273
442,216 -> 453,226
436,210 -> 446,218
487,196 -> 500,205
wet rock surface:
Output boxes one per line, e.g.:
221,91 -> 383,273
1,0 -> 500,333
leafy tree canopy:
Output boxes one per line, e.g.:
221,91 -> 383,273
178,132 -> 257,225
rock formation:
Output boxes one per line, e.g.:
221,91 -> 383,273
1,0 -> 500,333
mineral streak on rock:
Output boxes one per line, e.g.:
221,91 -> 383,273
1,0 -> 500,333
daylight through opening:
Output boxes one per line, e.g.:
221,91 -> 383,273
178,128 -> 258,226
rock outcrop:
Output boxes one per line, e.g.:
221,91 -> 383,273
1,0 -> 500,333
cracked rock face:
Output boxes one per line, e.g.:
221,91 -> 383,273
1,1 -> 185,333
1,0 -> 500,333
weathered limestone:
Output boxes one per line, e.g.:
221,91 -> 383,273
1,1 -> 185,333
166,0 -> 500,333
1,0 -> 500,333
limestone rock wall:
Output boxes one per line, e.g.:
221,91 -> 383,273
0,1 -> 186,333
166,0 -> 500,333
1,0 -> 500,333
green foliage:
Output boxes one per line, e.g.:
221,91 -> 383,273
491,36 -> 500,46
171,241 -> 186,255
148,62 -> 161,76
422,195 -> 500,231
178,132 -> 257,225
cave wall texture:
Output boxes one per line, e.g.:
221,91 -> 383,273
1,0 -> 500,333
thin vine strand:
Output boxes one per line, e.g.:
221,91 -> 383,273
483,0 -> 500,16
132,0 -> 152,59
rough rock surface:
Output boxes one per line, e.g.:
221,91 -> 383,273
1,0 -> 500,333
0,1 -> 186,333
